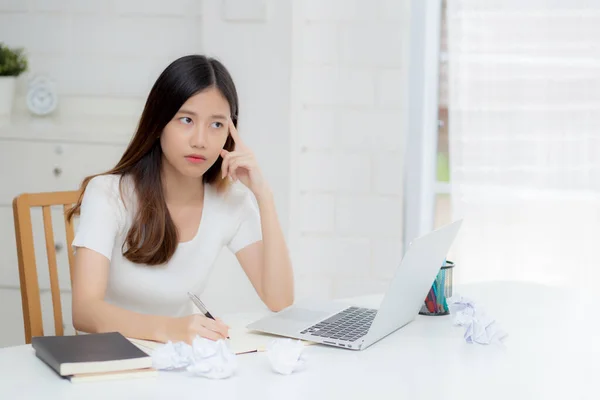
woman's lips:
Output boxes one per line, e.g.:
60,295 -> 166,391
185,155 -> 206,164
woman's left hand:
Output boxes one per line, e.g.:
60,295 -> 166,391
221,119 -> 269,198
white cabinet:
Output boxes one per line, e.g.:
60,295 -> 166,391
0,288 -> 74,347
0,288 -> 26,347
0,118 -> 130,348
0,141 -> 125,205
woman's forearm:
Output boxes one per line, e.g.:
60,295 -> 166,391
72,300 -> 172,342
256,189 -> 295,311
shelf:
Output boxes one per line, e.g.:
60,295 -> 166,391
0,115 -> 138,146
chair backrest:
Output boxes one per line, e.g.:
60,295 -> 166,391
12,191 -> 81,343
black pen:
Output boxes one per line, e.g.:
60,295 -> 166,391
187,292 -> 230,339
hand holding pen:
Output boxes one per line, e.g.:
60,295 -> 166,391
187,292 -> 231,340
162,293 -> 230,344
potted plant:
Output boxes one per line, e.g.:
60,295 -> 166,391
0,43 -> 28,116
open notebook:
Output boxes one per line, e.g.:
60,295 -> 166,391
128,327 -> 314,355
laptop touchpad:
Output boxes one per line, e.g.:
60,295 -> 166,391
279,308 -> 330,322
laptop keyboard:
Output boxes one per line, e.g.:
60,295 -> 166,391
300,306 -> 377,342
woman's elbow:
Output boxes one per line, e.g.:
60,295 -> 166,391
72,303 -> 101,333
266,294 -> 294,312
72,312 -> 90,333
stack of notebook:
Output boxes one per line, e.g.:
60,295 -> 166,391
31,332 -> 157,383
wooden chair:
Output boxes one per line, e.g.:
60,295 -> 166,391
12,191 -> 81,343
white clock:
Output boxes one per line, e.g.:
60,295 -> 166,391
26,76 -> 58,116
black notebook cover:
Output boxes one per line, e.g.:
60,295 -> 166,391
31,332 -> 152,376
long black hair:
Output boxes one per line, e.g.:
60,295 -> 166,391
68,55 -> 239,265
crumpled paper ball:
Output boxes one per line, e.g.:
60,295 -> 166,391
151,336 -> 237,379
447,294 -> 508,345
266,338 -> 307,375
151,341 -> 194,370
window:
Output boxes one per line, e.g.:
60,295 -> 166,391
402,0 -> 445,251
434,0 -> 451,229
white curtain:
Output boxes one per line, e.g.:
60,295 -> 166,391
446,0 -> 600,289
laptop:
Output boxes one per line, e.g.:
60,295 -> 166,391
246,220 -> 462,351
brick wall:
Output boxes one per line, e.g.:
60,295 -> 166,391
290,0 -> 409,300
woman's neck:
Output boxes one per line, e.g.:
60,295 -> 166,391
161,158 -> 204,206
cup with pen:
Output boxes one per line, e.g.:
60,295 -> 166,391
419,260 -> 454,316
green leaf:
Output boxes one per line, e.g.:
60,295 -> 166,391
0,43 -> 28,77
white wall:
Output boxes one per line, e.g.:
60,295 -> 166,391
289,0 -> 409,300
0,0 -> 409,346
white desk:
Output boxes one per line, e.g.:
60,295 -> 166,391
1,282 -> 598,400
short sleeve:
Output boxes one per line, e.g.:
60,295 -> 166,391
71,176 -> 123,261
226,190 -> 263,254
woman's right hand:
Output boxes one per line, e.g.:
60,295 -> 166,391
167,314 -> 230,344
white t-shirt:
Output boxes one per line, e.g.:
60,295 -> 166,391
71,174 -> 262,317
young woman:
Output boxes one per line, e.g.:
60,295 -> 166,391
67,55 -> 294,345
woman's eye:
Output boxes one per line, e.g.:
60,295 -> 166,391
179,117 -> 193,125
211,121 -> 224,129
